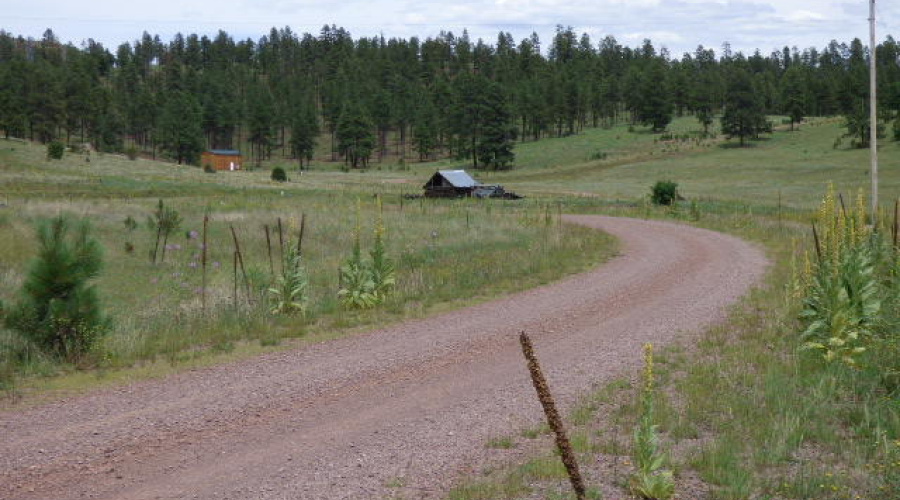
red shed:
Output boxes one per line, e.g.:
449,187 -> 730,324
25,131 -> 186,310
201,149 -> 243,171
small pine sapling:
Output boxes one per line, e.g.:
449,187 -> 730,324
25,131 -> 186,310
5,216 -> 108,362
148,199 -> 182,264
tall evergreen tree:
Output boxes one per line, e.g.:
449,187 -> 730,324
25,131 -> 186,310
721,68 -> 765,146
247,82 -> 276,167
336,100 -> 375,168
476,80 -> 516,170
780,66 -> 806,130
635,59 -> 673,131
290,96 -> 319,169
156,90 -> 204,164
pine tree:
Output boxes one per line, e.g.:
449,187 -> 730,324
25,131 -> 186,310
336,100 -> 375,168
721,68 -> 764,146
156,91 -> 203,164
635,59 -> 673,132
5,216 -> 107,361
247,83 -> 276,167
781,66 -> 806,130
476,80 -> 516,170
290,97 -> 319,169
412,96 -> 439,161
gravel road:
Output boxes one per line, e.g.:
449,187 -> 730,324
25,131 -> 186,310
0,216 -> 767,500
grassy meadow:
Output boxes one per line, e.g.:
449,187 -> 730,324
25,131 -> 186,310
3,114 -> 900,499
0,138 -> 617,397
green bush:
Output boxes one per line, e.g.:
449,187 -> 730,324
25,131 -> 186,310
46,141 -> 64,160
125,146 -> 138,160
650,181 -> 679,206
5,216 -> 107,362
271,167 -> 288,182
203,163 -> 216,174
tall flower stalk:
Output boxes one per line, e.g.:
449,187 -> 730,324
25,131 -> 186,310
630,343 -> 675,500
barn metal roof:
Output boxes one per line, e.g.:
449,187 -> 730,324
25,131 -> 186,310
436,169 -> 479,188
207,149 -> 241,156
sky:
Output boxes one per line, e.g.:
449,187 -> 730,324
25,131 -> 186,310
4,0 -> 899,57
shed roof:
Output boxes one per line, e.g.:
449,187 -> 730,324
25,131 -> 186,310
206,149 -> 242,156
427,169 -> 479,189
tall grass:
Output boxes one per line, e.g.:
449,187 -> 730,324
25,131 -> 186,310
0,193 -> 614,394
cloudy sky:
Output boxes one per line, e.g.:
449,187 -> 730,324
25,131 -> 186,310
4,0 -> 899,56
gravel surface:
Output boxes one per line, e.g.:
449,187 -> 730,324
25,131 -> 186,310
0,216 -> 767,500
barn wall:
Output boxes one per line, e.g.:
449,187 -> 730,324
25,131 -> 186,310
201,153 -> 242,171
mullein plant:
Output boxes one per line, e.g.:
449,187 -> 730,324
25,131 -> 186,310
369,195 -> 396,301
338,199 -> 377,309
630,343 -> 675,500
268,248 -> 309,316
800,185 -> 881,367
338,196 -> 396,309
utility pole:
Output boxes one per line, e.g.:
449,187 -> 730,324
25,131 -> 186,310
870,0 -> 878,223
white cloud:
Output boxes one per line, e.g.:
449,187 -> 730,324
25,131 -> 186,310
2,0 -> 893,55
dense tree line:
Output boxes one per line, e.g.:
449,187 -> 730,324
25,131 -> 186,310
0,27 -> 898,169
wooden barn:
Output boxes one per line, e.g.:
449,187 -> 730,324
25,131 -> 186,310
201,149 -> 243,171
423,169 -> 480,198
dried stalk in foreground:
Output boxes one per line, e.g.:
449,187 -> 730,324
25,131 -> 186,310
519,331 -> 586,500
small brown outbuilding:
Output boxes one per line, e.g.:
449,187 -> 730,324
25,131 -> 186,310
201,149 -> 243,171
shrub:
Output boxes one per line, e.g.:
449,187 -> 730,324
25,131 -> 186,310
271,167 -> 287,182
4,216 -> 107,362
46,141 -> 64,160
650,181 -> 679,206
125,146 -> 138,160
203,163 -> 216,174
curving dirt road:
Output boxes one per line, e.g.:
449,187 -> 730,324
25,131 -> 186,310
0,216 -> 767,500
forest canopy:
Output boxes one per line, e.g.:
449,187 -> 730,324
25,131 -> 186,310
0,26 -> 897,168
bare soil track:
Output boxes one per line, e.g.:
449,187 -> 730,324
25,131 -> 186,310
0,216 -> 767,500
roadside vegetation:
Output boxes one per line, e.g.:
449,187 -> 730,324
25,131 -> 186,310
442,115 -> 900,499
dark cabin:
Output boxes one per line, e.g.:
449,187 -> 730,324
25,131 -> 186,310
201,149 -> 243,171
423,170 -> 479,198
